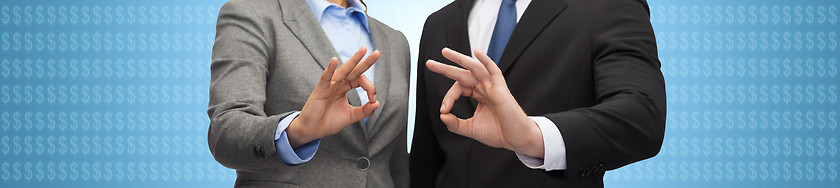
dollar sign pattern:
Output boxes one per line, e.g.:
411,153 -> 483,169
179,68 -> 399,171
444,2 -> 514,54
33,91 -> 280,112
601,0 -> 840,187
1,0 -> 234,187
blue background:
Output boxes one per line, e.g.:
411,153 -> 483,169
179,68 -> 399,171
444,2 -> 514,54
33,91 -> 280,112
1,0 -> 838,187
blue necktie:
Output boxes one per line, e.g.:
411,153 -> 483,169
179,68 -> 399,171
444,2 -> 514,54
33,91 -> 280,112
487,0 -> 517,63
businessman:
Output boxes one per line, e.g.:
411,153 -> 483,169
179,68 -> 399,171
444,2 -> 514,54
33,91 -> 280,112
411,0 -> 666,187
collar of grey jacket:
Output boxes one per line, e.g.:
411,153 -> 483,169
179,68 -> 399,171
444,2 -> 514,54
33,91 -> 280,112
278,0 -> 396,130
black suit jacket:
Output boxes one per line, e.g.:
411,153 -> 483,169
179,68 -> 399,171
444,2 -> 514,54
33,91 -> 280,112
410,0 -> 666,187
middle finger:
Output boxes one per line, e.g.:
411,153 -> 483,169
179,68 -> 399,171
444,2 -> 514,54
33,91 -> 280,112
333,47 -> 368,82
441,47 -> 490,81
426,59 -> 478,87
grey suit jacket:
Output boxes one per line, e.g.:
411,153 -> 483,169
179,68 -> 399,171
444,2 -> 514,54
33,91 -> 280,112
207,0 -> 410,187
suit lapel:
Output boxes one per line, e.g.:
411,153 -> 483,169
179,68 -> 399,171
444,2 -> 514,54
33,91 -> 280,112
279,0 -> 365,107
279,0 -> 340,71
445,0 -> 475,58
365,20 -> 392,137
497,0 -> 567,74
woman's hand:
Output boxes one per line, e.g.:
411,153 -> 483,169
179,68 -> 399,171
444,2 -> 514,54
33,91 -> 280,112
426,48 -> 545,158
287,47 -> 380,148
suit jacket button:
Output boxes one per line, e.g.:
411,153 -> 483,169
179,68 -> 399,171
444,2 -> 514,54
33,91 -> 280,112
253,146 -> 265,158
356,157 -> 370,170
578,167 -> 585,178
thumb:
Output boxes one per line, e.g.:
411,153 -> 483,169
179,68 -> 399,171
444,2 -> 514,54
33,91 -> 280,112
440,113 -> 468,137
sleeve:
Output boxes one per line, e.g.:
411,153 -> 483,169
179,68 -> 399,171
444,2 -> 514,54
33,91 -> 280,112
543,0 -> 667,180
274,111 -> 321,165
206,0 -> 293,171
515,116 -> 567,171
409,18 -> 446,188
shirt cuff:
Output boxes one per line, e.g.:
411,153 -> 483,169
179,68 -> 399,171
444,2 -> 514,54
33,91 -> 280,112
274,111 -> 321,165
515,116 -> 567,171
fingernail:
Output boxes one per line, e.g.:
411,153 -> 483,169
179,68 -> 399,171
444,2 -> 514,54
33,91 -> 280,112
372,95 -> 377,103
440,103 -> 445,112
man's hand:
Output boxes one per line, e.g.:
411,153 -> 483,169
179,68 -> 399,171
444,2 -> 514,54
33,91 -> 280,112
287,47 -> 380,148
426,48 -> 545,158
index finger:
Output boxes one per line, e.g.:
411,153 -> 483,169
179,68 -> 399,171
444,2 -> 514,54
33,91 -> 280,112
354,75 -> 377,103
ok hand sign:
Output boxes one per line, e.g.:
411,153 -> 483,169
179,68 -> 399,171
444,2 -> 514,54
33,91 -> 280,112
287,47 -> 380,148
426,48 -> 545,158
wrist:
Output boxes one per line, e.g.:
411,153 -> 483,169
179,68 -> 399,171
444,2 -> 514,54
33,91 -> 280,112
527,118 -> 546,158
509,118 -> 545,158
287,117 -> 315,148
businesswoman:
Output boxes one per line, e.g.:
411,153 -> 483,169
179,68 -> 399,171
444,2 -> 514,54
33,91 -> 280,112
207,0 -> 410,187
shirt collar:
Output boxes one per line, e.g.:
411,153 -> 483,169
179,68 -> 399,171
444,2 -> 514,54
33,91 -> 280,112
305,0 -> 370,32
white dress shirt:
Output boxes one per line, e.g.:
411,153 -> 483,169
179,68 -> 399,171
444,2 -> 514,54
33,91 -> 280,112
466,0 -> 567,171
